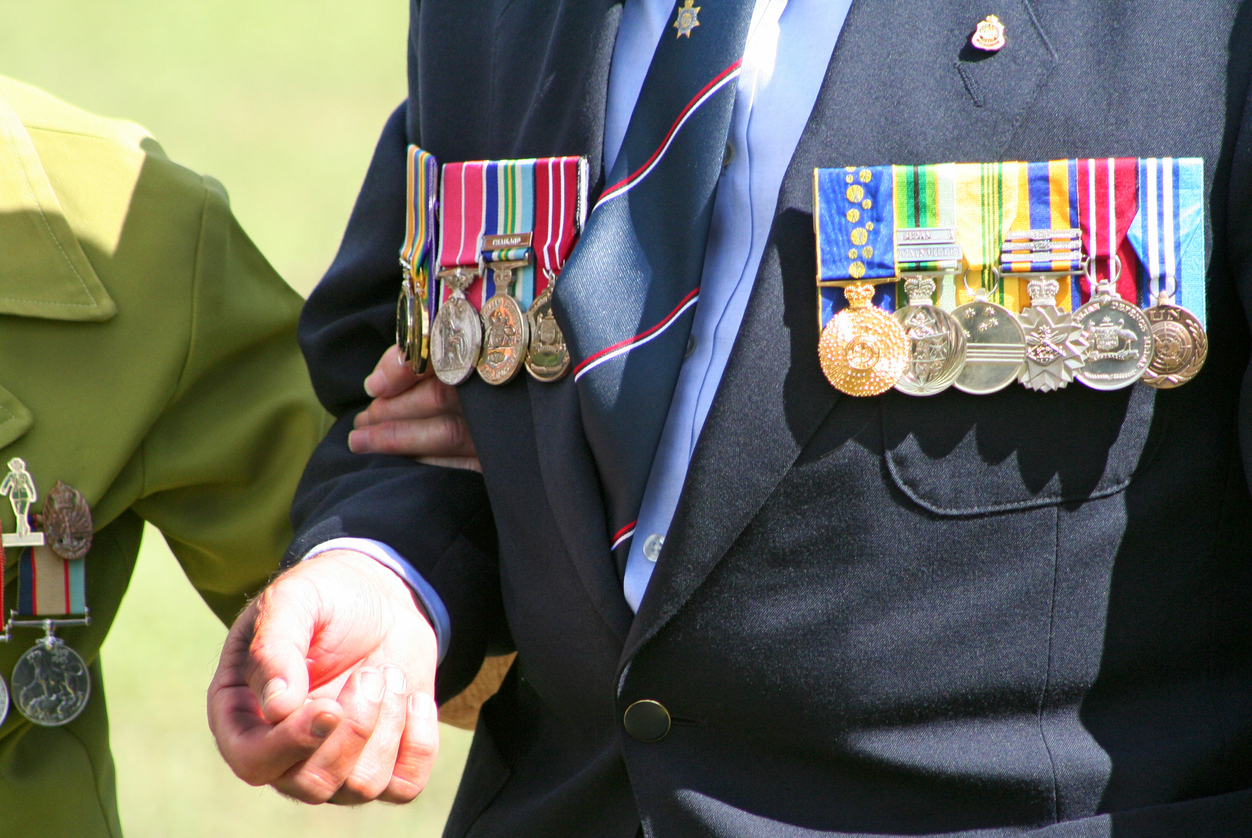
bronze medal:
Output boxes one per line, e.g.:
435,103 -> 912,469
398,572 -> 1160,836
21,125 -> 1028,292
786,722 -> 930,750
477,261 -> 530,386
818,283 -> 910,396
525,284 -> 570,382
1142,302 -> 1208,389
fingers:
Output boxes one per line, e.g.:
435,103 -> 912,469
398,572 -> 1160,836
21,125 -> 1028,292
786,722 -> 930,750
210,685 -> 345,789
354,371 -> 463,429
416,455 -> 483,473
331,664 -> 412,804
363,344 -> 422,400
349,413 -> 475,460
272,666 -> 388,803
380,690 -> 440,803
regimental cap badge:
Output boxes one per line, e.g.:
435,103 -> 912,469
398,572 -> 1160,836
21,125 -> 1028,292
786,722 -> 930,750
674,0 -> 700,38
971,15 -> 1007,52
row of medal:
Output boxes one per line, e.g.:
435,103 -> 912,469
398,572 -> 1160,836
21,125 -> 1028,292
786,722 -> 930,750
814,158 -> 1208,397
396,149 -> 589,387
0,458 -> 93,727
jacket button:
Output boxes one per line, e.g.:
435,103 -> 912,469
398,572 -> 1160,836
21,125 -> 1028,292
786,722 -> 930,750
623,699 -> 671,742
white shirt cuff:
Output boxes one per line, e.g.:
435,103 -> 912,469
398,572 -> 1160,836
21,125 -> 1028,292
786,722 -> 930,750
302,537 -> 451,664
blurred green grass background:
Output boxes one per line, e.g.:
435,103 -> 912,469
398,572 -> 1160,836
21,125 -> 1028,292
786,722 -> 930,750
0,1 -> 471,835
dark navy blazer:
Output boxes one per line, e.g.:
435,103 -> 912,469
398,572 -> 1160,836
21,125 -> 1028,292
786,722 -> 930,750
291,1 -> 1252,835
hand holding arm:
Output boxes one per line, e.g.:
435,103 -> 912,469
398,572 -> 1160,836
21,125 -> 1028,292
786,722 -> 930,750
208,550 -> 439,804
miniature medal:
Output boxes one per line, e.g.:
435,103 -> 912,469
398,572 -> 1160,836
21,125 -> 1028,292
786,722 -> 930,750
0,670 -> 8,725
477,260 -> 531,386
1142,297 -> 1207,389
396,268 -> 430,375
673,0 -> 700,37
893,277 -> 966,396
397,147 -> 439,374
818,283 -> 910,396
1018,277 -> 1089,392
525,279 -> 570,382
1072,262 -> 1154,390
430,268 -> 484,386
12,628 -> 90,726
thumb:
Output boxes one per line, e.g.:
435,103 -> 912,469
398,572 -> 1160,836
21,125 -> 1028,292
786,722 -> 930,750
244,575 -> 320,723
364,344 -> 423,399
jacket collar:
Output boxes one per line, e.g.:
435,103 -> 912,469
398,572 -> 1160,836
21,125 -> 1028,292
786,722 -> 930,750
0,90 -> 116,323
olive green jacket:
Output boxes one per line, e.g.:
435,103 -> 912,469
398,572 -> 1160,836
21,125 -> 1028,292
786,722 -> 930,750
0,77 -> 329,837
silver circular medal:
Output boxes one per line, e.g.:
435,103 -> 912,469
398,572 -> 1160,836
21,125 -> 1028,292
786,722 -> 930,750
952,299 -> 1026,395
525,286 -> 570,382
1142,303 -> 1207,389
0,674 -> 9,725
477,293 -> 530,386
1073,294 -> 1154,390
430,296 -> 483,386
12,636 -> 91,726
893,303 -> 967,396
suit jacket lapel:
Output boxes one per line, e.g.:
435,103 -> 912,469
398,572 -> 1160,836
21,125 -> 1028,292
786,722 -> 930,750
624,0 -> 1057,661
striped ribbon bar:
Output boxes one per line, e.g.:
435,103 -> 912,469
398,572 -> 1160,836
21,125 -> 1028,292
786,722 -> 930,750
1,542 -> 5,632
16,544 -> 85,618
438,158 -> 588,311
479,159 -> 537,307
814,165 -> 897,326
1077,158 -> 1140,304
1000,160 -> 1082,309
953,162 -> 1022,310
1127,157 -> 1206,326
531,156 -> 588,290
401,147 -> 440,328
437,161 -> 490,311
892,163 -> 959,309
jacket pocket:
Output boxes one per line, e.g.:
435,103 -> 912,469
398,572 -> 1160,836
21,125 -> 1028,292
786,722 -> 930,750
880,383 -> 1162,516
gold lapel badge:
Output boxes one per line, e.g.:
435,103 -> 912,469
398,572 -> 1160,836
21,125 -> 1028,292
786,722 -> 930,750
971,15 -> 1007,52
674,0 -> 701,38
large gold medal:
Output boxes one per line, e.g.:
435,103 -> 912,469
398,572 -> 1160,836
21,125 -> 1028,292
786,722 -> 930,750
818,283 -> 910,396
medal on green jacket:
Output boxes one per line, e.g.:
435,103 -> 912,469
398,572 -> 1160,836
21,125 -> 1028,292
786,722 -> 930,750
4,462 -> 93,727
814,166 -> 910,396
398,147 -> 439,375
1127,157 -> 1208,389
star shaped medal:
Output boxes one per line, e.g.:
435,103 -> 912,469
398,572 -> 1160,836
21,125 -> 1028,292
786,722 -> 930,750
673,0 -> 700,38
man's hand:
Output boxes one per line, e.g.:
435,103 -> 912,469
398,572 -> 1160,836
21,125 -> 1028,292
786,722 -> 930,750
208,550 -> 439,804
351,345 -> 481,472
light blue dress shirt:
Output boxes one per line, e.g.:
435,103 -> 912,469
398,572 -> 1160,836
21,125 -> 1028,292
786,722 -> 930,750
310,0 -> 852,652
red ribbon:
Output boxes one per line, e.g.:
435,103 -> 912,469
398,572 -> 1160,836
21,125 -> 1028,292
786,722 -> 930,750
1077,157 -> 1140,304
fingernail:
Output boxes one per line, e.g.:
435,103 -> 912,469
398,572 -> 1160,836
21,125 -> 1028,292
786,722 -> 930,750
382,665 -> 407,695
311,712 -> 338,738
347,429 -> 365,453
360,668 -> 386,702
364,371 -> 384,398
261,678 -> 287,710
413,692 -> 437,720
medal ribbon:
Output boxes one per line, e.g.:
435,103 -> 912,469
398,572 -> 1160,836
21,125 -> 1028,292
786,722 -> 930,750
1127,157 -> 1206,326
815,165 -> 896,325
479,159 -> 537,307
953,162 -> 1021,310
1000,160 -> 1082,310
891,163 -> 958,307
531,156 -> 587,295
16,545 -> 85,618
1077,157 -> 1140,303
401,147 -> 439,326
437,161 -> 489,310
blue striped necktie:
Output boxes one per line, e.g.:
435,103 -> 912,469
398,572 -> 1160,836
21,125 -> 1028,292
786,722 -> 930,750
553,0 -> 756,575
